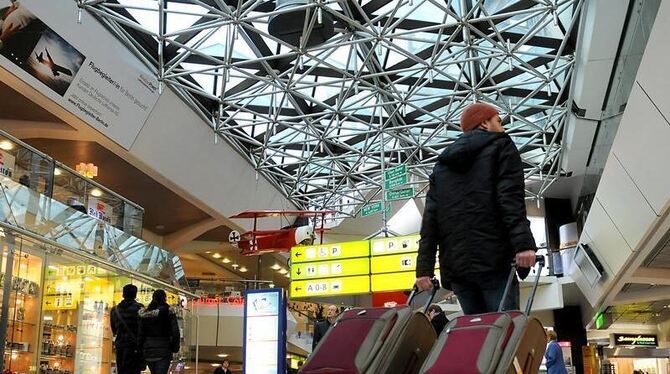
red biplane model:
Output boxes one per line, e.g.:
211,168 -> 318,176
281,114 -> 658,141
228,210 -> 336,256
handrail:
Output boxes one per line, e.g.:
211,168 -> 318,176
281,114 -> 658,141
0,129 -> 144,211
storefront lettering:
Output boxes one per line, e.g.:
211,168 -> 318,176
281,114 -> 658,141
614,334 -> 658,346
194,295 -> 244,305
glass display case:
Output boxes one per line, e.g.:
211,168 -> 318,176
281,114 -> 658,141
1,237 -> 43,374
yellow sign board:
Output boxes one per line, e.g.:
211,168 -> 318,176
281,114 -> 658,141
371,271 -> 416,293
291,258 -> 370,280
370,235 -> 420,256
371,253 -> 417,274
291,275 -> 370,298
291,240 -> 369,264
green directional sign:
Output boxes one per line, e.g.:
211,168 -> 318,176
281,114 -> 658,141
384,175 -> 407,190
362,202 -> 383,217
361,202 -> 392,217
384,165 -> 406,180
386,187 -> 414,201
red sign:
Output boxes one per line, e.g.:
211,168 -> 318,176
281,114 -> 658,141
372,291 -> 407,307
558,341 -> 572,348
193,295 -> 244,305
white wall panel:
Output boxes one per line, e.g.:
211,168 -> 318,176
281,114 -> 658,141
583,199 -> 633,275
130,89 -> 294,226
595,155 -> 657,251
633,1 -> 670,122
610,84 -> 670,215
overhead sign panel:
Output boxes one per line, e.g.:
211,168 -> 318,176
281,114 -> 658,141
361,202 -> 383,217
371,253 -> 417,274
385,187 -> 414,201
370,235 -> 420,256
291,240 -> 369,264
291,275 -> 370,298
384,165 -> 406,180
371,271 -> 416,293
291,258 -> 370,280
384,175 -> 407,190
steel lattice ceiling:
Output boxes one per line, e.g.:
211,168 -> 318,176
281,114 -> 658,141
81,0 -> 583,218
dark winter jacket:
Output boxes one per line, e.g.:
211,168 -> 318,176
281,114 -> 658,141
416,129 -> 536,287
138,304 -> 181,360
110,299 -> 144,348
312,319 -> 332,350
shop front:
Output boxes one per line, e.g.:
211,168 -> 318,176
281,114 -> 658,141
0,228 -> 194,374
600,334 -> 669,374
0,147 -> 195,374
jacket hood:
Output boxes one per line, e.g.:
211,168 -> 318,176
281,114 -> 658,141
438,130 -> 506,172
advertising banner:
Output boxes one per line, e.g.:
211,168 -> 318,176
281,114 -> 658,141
243,289 -> 286,374
0,150 -> 15,178
87,197 -> 114,224
0,0 -> 160,149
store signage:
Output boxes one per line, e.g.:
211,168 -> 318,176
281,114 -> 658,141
290,240 -> 369,264
87,198 -> 113,224
291,275 -> 370,298
371,235 -> 420,256
291,258 -> 370,281
384,165 -> 406,180
243,289 -> 286,374
0,150 -> 15,178
194,295 -> 244,305
612,334 -> 658,347
384,175 -> 407,190
385,187 -> 414,201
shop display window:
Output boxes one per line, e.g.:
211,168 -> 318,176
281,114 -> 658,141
1,238 -> 43,374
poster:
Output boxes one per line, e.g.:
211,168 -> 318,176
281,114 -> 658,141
87,197 -> 114,224
0,0 -> 160,149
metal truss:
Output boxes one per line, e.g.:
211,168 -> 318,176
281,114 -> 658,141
81,0 -> 583,218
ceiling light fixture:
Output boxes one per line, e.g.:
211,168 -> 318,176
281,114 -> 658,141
271,263 -> 281,270
212,253 -> 222,259
53,168 -> 62,176
269,283 -> 275,288
222,258 -> 231,263
0,140 -> 14,151
76,162 -> 98,179
217,353 -> 229,358
239,267 -> 248,272
278,268 -> 288,274
90,188 -> 103,197
232,263 -> 239,269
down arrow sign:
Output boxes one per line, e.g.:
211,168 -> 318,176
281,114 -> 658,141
296,268 -> 302,275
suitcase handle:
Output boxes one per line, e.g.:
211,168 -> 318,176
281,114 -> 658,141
498,255 -> 545,315
407,278 -> 440,313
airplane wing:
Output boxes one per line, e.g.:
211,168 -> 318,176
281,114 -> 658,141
45,48 -> 54,64
54,64 -> 73,76
230,210 -> 337,219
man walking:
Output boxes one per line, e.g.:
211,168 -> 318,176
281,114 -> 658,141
415,102 -> 537,314
312,305 -> 338,351
111,284 -> 145,374
545,330 -> 568,374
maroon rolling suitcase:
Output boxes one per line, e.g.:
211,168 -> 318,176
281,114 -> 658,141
420,256 -> 547,374
300,280 -> 440,374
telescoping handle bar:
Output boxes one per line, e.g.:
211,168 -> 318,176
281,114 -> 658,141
407,278 -> 440,313
498,255 -> 545,315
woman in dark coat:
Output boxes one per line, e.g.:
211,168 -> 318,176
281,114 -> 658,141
138,290 -> 180,374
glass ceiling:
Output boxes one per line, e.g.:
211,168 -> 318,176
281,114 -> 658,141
84,0 -> 584,218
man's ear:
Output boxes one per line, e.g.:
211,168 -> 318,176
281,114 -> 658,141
478,120 -> 489,131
